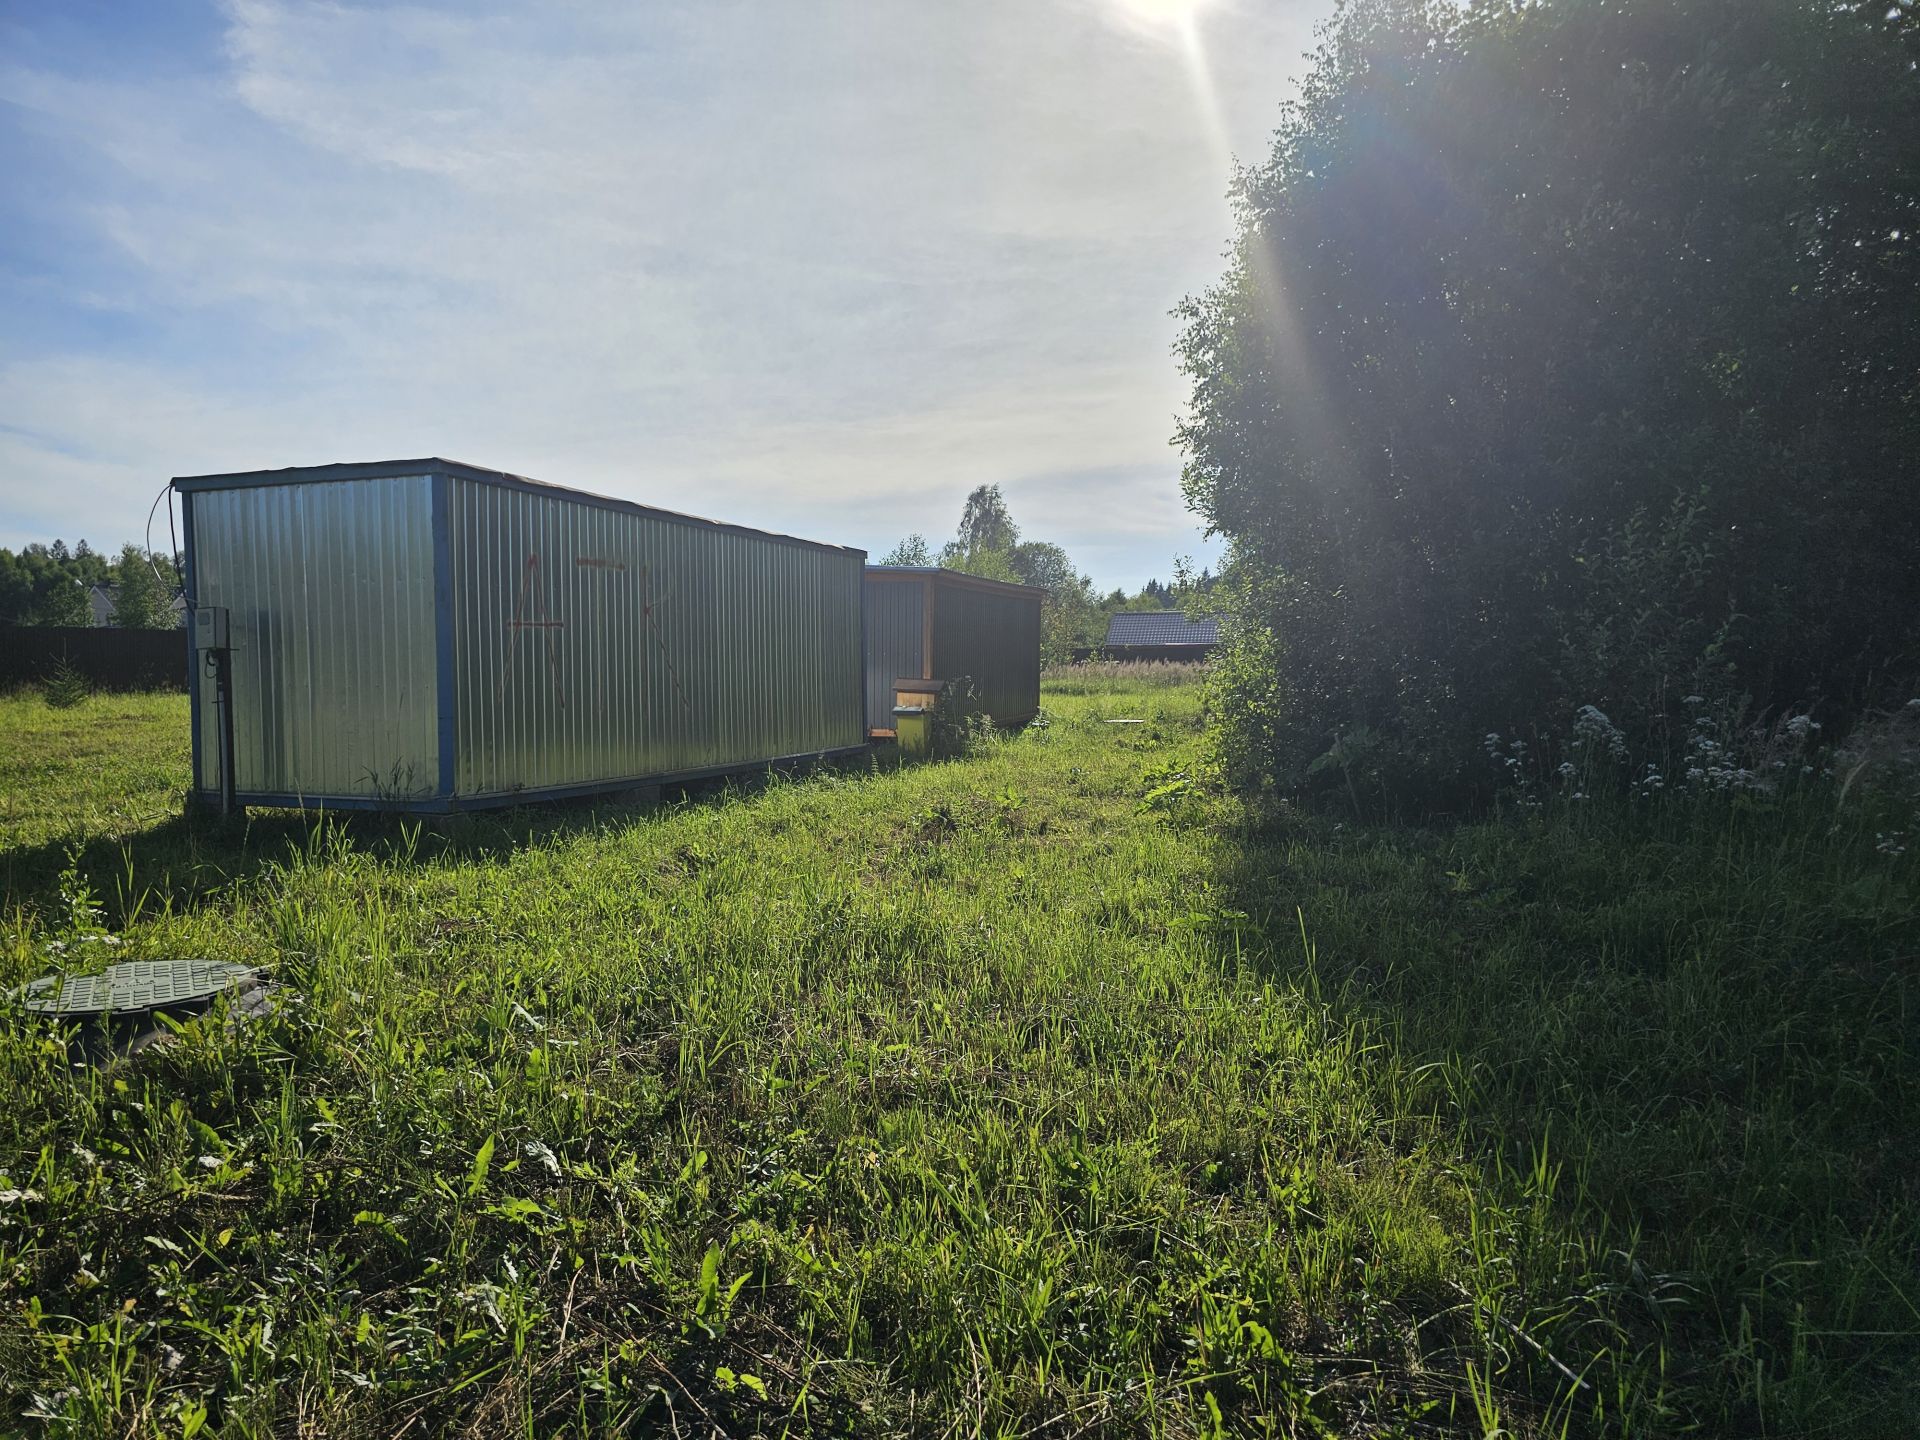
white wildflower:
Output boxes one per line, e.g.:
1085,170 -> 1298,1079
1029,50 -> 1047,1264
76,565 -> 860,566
1572,704 -> 1628,760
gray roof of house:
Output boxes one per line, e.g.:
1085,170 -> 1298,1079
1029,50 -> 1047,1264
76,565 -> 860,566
1104,612 -> 1221,647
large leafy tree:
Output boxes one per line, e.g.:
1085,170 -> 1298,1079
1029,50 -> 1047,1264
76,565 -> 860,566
110,544 -> 172,629
34,572 -> 90,627
1178,0 -> 1919,793
0,544 -> 92,625
883,487 -> 1106,661
1007,540 -> 1104,661
878,533 -> 934,566
941,484 -> 1021,567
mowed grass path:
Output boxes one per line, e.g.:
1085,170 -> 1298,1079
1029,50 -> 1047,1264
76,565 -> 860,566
1,679 -> 1914,1437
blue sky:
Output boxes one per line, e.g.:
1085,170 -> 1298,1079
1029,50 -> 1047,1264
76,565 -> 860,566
0,0 -> 1324,590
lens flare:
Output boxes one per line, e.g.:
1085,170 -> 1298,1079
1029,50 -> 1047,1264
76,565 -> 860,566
1113,0 -> 1214,31
1119,0 -> 1231,175
1116,0 -> 1341,483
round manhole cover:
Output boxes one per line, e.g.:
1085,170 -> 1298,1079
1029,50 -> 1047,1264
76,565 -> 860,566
20,961 -> 258,1017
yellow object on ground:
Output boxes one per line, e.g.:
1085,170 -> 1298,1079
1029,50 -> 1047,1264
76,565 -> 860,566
893,706 -> 931,756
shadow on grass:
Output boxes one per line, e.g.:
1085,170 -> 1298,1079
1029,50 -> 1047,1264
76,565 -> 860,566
1,747 -> 910,927
1208,796 -> 1920,1434
2,809 -> 320,928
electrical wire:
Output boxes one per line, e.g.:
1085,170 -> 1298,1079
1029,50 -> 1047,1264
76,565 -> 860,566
141,480 -> 181,602
142,482 -> 166,577
167,483 -> 193,615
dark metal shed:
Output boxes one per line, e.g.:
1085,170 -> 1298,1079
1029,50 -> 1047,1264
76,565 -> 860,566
863,567 -> 1044,737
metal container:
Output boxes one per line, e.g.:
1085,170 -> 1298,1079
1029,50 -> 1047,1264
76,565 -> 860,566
863,567 -> 1043,736
178,459 -> 866,811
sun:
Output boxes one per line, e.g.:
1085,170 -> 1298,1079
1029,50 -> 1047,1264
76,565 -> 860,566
1107,0 -> 1228,163
1113,0 -> 1213,33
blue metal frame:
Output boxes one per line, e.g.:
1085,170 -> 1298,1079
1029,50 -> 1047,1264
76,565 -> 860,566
430,473 -> 457,799
181,488 -> 203,797
215,743 -> 873,815
856,560 -> 868,743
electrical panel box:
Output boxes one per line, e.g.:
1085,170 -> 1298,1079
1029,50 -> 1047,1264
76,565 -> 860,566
193,606 -> 229,651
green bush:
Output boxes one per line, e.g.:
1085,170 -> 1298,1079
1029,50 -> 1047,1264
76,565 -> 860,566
1179,0 -> 1919,802
1548,491 -> 1738,755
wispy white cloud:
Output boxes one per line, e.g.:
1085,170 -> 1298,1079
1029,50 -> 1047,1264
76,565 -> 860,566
0,0 -> 1323,585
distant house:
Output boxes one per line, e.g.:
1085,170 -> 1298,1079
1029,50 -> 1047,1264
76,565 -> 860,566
1088,611 -> 1222,662
87,583 -> 188,628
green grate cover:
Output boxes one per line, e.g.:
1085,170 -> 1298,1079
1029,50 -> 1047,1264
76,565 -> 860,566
20,961 -> 257,1017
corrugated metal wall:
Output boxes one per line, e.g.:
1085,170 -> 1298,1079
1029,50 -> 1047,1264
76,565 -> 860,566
930,577 -> 1042,724
862,578 -> 925,731
188,476 -> 438,800
861,570 -> 1042,732
449,477 -> 863,796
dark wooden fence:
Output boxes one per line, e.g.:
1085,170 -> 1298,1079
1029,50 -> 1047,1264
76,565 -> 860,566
0,626 -> 189,692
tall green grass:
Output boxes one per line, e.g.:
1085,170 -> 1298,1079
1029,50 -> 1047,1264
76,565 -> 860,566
1,690 -> 190,855
0,682 -> 1912,1436
1041,660 -> 1207,691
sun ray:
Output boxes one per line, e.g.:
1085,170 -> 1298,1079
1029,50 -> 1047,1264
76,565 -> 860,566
1120,0 -> 1344,496
1113,0 -> 1214,33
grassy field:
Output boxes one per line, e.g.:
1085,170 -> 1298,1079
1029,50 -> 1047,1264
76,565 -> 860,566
1,678 -> 1914,1437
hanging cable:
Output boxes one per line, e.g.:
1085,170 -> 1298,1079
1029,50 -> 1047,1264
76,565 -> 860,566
166,482 -> 194,614
141,481 -> 173,593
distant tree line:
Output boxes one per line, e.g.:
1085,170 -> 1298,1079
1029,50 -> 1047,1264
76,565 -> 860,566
1101,567 -> 1221,616
1178,0 -> 1918,802
880,487 -> 1217,663
0,541 -> 182,628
